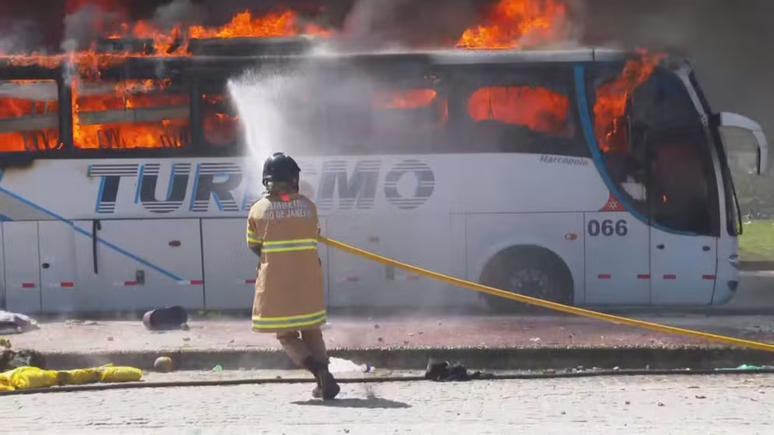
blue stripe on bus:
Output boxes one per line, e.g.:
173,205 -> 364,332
0,185 -> 182,281
572,65 -> 698,237
95,175 -> 106,213
0,215 -> 12,222
133,164 -> 145,204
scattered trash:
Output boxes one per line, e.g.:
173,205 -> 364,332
64,320 -> 99,326
625,401 -> 630,405
716,364 -> 764,371
424,359 -> 494,382
213,364 -> 223,373
329,357 -> 372,374
142,306 -> 189,331
695,395 -> 707,399
1,344 -> 45,372
0,311 -> 39,335
107,337 -> 114,342
658,402 -> 665,407
529,337 -> 541,342
373,324 -> 380,329
182,337 -> 191,342
0,364 -> 142,391
153,356 -> 173,373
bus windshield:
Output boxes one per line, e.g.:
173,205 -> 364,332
586,64 -> 720,237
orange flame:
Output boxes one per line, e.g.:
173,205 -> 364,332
593,49 -> 667,152
72,78 -> 190,149
0,80 -> 60,152
374,89 -> 438,109
0,7 -> 335,151
202,94 -> 239,146
457,0 -> 568,49
468,86 -> 570,134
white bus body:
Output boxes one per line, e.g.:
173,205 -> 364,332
0,45 -> 767,314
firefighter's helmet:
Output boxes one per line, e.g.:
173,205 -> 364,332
262,152 -> 301,185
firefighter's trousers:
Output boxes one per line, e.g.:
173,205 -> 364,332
276,327 -> 329,366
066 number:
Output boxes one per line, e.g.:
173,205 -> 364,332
588,219 -> 628,237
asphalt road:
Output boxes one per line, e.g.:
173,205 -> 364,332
2,374 -> 772,434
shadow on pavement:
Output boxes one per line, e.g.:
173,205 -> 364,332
292,397 -> 411,409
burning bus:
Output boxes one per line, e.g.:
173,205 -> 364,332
0,4 -> 768,314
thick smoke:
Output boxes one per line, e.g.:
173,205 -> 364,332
61,3 -> 122,51
151,0 -> 204,30
585,0 -> 774,147
0,19 -> 42,54
339,0 -> 479,50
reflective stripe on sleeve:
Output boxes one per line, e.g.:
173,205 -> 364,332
262,238 -> 317,253
252,309 -> 326,330
247,229 -> 261,245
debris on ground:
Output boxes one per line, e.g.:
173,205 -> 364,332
424,359 -> 494,382
716,364 -> 773,371
153,356 -> 173,373
0,311 -> 40,335
0,340 -> 45,372
0,364 -> 142,391
142,306 -> 189,331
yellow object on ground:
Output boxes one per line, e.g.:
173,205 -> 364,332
0,364 -> 142,391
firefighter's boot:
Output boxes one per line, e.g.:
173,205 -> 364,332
303,356 -> 340,400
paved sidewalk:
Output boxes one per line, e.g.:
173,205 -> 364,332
5,315 -> 774,371
10,315 -> 774,354
2,374 -> 771,434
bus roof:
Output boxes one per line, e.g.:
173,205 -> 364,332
0,37 -> 690,80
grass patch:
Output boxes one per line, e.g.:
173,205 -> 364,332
740,220 -> 774,262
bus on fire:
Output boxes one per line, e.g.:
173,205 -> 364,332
0,38 -> 767,314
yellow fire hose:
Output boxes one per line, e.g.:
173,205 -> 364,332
318,236 -> 774,353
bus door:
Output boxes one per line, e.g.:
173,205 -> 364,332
646,126 -> 718,304
634,72 -> 719,305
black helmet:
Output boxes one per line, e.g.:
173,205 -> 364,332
262,152 -> 301,185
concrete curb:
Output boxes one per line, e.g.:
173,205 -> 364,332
37,346 -> 774,372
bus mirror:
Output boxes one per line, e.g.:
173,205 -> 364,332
716,112 -> 768,175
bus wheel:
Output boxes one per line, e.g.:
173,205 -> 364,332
479,247 -> 573,314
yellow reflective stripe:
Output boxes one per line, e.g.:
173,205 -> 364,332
247,229 -> 257,236
252,310 -> 327,329
253,317 -> 326,330
262,246 -> 316,253
263,238 -> 317,246
255,310 -> 326,321
247,237 -> 261,244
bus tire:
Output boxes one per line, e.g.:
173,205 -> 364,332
479,246 -> 574,314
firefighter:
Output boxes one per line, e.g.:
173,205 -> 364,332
246,152 -> 340,400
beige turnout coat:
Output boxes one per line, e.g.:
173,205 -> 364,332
246,192 -> 325,333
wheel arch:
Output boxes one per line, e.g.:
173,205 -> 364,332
476,244 -> 576,305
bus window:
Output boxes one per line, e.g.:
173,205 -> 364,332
73,79 -> 191,149
467,86 -> 570,136
0,79 -> 60,152
456,67 -> 581,156
279,65 -> 448,156
199,82 -> 240,148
